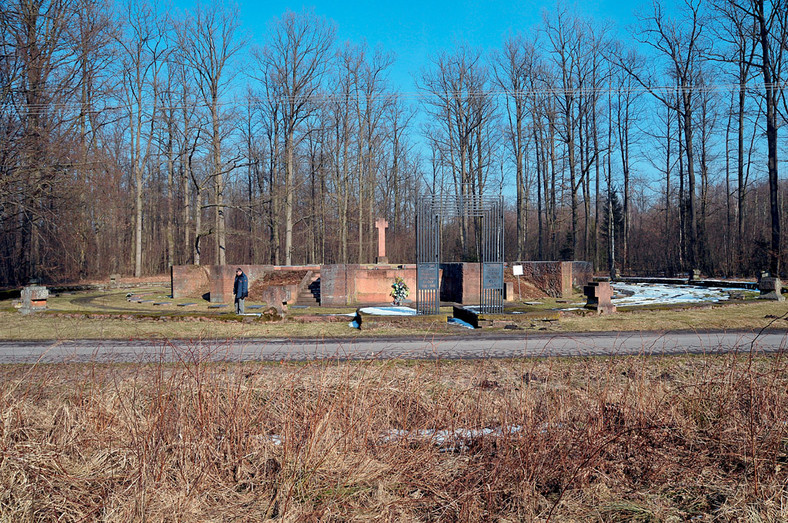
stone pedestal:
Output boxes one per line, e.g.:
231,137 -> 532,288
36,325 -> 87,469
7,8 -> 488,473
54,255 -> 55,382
20,285 -> 48,314
759,277 -> 785,301
376,256 -> 389,264
584,281 -> 616,314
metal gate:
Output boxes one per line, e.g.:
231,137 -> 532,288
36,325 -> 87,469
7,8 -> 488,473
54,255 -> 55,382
416,193 -> 504,314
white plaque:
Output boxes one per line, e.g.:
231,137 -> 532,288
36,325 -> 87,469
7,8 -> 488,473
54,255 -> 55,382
512,264 -> 524,276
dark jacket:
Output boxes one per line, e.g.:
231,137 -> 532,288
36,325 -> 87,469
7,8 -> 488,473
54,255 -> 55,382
233,272 -> 248,299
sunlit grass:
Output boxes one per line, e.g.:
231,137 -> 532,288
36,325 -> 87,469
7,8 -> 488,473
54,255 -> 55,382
1,287 -> 786,341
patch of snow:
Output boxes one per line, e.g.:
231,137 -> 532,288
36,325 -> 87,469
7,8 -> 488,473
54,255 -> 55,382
256,424 -> 562,451
448,317 -> 475,329
609,282 -> 750,307
358,306 -> 418,316
381,426 -> 523,451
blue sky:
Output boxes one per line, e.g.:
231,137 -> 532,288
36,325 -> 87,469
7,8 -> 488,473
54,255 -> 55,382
199,0 -> 645,93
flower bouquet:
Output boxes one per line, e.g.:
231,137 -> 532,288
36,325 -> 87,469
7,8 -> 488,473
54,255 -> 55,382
390,276 -> 409,306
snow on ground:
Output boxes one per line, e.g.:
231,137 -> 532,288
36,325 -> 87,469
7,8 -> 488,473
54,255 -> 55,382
448,317 -> 475,329
358,306 -> 418,316
609,282 -> 750,307
257,426 -> 526,451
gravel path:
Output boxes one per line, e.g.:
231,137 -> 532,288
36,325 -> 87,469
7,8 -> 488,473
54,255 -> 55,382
1,330 -> 785,364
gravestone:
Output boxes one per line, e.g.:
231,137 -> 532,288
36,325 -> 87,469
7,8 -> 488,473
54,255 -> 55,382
20,285 -> 48,314
110,274 -> 120,288
375,218 -> 389,264
759,277 -> 785,301
688,269 -> 701,282
584,280 -> 616,314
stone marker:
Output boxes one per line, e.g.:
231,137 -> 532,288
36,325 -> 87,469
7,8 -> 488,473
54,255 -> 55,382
177,303 -> 197,307
584,281 -> 616,314
504,281 -> 515,302
110,274 -> 120,288
20,285 -> 48,314
759,277 -> 785,301
375,218 -> 389,264
688,269 -> 701,282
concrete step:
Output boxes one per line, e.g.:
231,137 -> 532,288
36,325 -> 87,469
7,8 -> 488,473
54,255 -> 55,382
295,278 -> 321,305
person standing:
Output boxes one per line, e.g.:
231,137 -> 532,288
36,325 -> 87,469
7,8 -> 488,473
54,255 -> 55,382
233,267 -> 248,314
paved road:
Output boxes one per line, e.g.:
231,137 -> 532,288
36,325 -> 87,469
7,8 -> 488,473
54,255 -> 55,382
0,330 -> 786,363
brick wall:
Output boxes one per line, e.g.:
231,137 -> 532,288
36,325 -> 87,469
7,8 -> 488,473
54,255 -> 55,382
171,265 -> 210,299
320,264 -> 417,306
512,261 -> 575,298
172,262 -> 588,305
172,264 -> 320,303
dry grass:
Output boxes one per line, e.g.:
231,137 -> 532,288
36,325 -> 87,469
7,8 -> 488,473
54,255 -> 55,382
2,288 -> 787,341
558,300 -> 788,332
1,349 -> 787,521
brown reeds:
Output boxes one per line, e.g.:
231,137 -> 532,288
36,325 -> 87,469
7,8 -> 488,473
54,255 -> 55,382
1,344 -> 787,521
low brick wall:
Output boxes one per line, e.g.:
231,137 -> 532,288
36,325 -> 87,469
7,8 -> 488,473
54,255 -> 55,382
320,264 -> 417,306
173,261 -> 591,305
172,264 -> 320,303
511,261 -> 575,298
259,285 -> 300,309
171,265 -> 210,299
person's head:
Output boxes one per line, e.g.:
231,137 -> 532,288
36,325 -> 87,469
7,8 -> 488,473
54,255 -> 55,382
236,268 -> 243,275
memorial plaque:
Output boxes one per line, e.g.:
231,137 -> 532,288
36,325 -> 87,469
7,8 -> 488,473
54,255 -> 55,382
418,263 -> 439,289
482,263 -> 504,290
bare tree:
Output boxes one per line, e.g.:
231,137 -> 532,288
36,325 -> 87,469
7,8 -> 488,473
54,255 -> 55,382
493,34 -> 538,261
419,45 -> 498,260
632,0 -> 710,271
255,10 -> 335,265
736,0 -> 786,275
178,1 -> 242,266
354,44 -> 393,263
543,7 -> 603,260
713,0 -> 759,271
613,46 -> 642,269
117,0 -> 167,277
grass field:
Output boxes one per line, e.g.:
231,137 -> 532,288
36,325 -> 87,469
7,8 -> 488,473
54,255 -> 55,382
0,285 -> 786,340
1,353 -> 786,521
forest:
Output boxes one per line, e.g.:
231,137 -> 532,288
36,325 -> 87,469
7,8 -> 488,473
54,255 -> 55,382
1,0 -> 786,286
